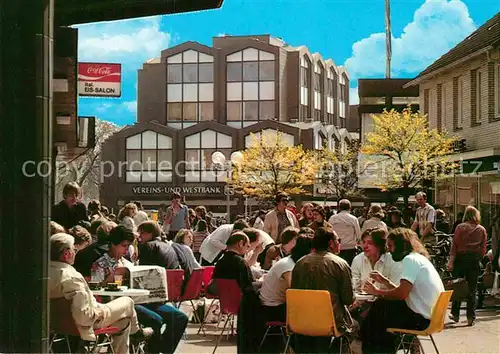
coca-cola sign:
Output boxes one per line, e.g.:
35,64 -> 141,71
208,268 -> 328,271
78,62 -> 121,97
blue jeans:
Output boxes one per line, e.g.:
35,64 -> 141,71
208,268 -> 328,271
135,303 -> 188,354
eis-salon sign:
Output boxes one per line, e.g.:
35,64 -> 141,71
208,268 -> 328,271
78,63 -> 121,97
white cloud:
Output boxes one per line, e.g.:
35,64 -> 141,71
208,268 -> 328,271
344,0 -> 476,81
76,16 -> 171,63
350,87 -> 360,105
123,101 -> 137,113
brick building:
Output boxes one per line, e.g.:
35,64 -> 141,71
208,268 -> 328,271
101,34 -> 353,214
405,13 -> 500,227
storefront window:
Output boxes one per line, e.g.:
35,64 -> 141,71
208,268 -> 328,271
435,177 -> 455,223
125,131 -> 173,182
479,174 -> 500,232
455,176 -> 479,220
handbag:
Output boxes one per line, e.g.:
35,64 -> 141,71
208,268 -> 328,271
443,276 -> 469,301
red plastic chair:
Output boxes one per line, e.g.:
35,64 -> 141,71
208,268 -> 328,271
165,269 -> 184,302
49,298 -> 120,353
211,279 -> 242,354
175,268 -> 205,329
197,266 -> 219,335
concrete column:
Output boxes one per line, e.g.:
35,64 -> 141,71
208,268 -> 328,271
0,0 -> 53,352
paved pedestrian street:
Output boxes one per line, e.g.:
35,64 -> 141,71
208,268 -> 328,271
180,298 -> 500,354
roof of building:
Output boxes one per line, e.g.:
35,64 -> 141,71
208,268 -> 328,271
415,13 -> 500,80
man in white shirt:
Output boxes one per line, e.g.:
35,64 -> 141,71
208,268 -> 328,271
360,228 -> 444,354
411,191 -> 436,242
199,219 -> 249,265
328,199 -> 361,265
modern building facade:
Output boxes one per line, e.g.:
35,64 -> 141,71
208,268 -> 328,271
355,79 -> 420,202
101,34 -> 352,213
405,13 -> 500,228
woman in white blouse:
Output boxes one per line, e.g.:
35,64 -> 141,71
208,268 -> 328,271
118,203 -> 138,233
351,228 -> 402,292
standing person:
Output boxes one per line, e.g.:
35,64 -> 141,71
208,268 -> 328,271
361,204 -> 388,234
447,206 -> 487,326
252,210 -> 267,230
411,192 -> 436,242
163,192 -> 190,241
263,192 -> 299,243
52,181 -> 89,230
118,203 -> 138,233
298,203 -> 314,227
199,219 -> 249,265
328,199 -> 361,265
308,206 -> 333,232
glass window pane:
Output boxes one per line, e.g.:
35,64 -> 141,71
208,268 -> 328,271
126,150 -> 141,170
243,82 -> 258,101
201,149 -> 215,169
158,134 -> 172,149
158,150 -> 172,170
260,101 -> 275,119
199,103 -> 214,121
126,171 -> 141,182
199,83 -> 213,102
259,51 -> 275,61
227,102 -> 242,121
201,130 -> 216,149
227,51 -> 242,62
183,63 -> 198,82
126,134 -> 141,149
142,150 -> 157,170
199,63 -> 213,83
167,64 -> 182,83
183,50 -> 198,63
243,101 -> 258,120
185,133 -> 200,148
227,82 -> 242,101
217,133 -> 232,148
227,63 -> 242,82
167,53 -> 182,64
167,84 -> 182,102
167,103 -> 182,121
157,171 -> 172,182
142,131 -> 157,149
243,48 -> 259,61
183,83 -> 198,102
202,170 -> 217,182
243,62 -> 258,81
185,171 -> 200,182
183,103 -> 197,121
259,81 -> 275,100
259,61 -> 275,81
198,53 -> 214,63
185,150 -> 200,169
141,171 -> 156,182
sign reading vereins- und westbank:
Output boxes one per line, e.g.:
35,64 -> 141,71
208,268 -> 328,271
78,63 -> 121,97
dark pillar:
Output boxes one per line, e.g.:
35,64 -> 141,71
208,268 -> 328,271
0,0 -> 53,352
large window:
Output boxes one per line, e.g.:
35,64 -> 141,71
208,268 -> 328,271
244,129 -> 295,148
495,64 -> 500,117
339,74 -> 346,119
313,62 -> 323,121
326,68 -> 335,123
476,69 -> 483,123
125,131 -> 172,183
166,50 -> 214,123
457,76 -> 464,129
184,130 -> 233,182
300,56 -> 311,120
226,48 -> 275,124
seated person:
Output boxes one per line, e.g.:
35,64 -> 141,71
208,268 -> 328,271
478,249 -> 495,309
171,229 -> 202,285
137,221 -> 180,270
291,228 -> 354,352
351,228 -> 401,292
259,231 -> 314,322
49,233 -> 152,354
361,228 -> 444,354
94,225 -> 187,354
50,221 -> 66,235
68,225 -> 92,252
73,221 -> 116,277
212,231 -> 254,294
262,227 -> 299,270
308,206 -> 333,232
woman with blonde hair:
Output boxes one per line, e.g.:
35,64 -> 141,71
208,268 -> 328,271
118,203 -> 138,232
448,205 -> 487,326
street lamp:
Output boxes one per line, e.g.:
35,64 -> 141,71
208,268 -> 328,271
212,151 -> 244,223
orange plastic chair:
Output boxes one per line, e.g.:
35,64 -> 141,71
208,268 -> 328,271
387,290 -> 454,354
284,289 -> 351,353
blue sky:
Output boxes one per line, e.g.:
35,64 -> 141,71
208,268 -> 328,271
76,0 -> 499,126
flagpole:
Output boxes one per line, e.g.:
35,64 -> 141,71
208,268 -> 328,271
385,0 -> 392,78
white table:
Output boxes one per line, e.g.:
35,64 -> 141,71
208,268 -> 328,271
92,287 -> 150,297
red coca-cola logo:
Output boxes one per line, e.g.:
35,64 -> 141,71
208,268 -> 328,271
87,65 -> 112,75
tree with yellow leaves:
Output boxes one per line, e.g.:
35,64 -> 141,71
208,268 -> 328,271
230,131 -> 320,201
360,108 -> 457,206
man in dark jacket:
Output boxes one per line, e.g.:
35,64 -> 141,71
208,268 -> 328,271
137,221 -> 180,269
52,182 -> 88,230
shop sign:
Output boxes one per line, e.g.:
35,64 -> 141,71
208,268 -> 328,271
78,63 -> 121,97
132,186 -> 223,195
